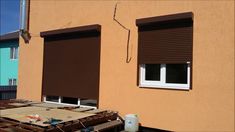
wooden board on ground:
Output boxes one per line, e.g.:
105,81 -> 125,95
8,103 -> 29,107
73,107 -> 94,112
1,107 -> 95,127
24,101 -> 42,105
85,109 -> 107,114
10,99 -> 41,105
0,106 -> 47,116
93,120 -> 122,131
74,120 -> 123,132
32,102 -> 75,108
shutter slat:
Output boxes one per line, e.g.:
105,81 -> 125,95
137,12 -> 193,64
42,25 -> 101,100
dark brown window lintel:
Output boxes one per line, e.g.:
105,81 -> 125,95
40,24 -> 101,38
136,12 -> 193,27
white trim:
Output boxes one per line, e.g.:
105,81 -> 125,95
44,100 -> 79,107
140,64 -> 145,85
77,98 -> 80,106
10,47 -> 18,60
43,96 -> 80,106
187,64 -> 190,87
43,96 -> 97,108
139,83 -> 189,90
58,96 -> 62,103
80,105 -> 97,109
8,78 -> 17,86
43,96 -> 46,102
161,64 -> 166,84
139,64 -> 190,90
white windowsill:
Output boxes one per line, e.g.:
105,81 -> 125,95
44,100 -> 79,107
139,83 -> 190,90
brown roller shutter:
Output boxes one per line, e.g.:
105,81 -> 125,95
41,24 -> 101,100
136,12 -> 193,64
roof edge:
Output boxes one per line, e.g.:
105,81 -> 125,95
0,31 -> 19,42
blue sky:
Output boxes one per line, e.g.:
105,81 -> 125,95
0,0 -> 20,35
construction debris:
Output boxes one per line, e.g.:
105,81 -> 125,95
72,107 -> 94,112
0,100 -> 123,132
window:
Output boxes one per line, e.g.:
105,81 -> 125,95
80,99 -> 97,107
9,78 -> 17,86
136,12 -> 193,90
61,97 -> 78,105
140,64 -> 190,89
44,95 -> 97,108
45,96 -> 59,102
41,25 -> 101,102
10,47 -> 18,59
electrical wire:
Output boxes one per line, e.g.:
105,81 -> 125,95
113,2 -> 132,63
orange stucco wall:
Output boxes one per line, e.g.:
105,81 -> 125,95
17,1 -> 234,131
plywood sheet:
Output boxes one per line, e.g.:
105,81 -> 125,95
0,106 -> 47,116
1,107 -> 95,127
8,103 -> 29,107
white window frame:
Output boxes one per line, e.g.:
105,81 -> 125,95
9,78 -> 17,86
10,47 -> 18,60
43,96 -> 97,109
140,63 -> 190,90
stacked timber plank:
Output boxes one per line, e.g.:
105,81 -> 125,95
0,100 -> 123,132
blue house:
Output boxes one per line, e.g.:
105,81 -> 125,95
0,31 -> 19,99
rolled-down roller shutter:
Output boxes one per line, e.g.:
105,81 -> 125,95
136,12 -> 193,64
40,24 -> 101,100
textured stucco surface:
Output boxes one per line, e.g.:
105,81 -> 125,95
17,1 -> 234,131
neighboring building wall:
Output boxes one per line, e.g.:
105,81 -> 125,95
17,1 -> 234,131
0,40 -> 19,86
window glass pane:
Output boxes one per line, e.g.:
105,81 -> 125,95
61,97 -> 78,105
13,79 -> 17,85
80,99 -> 97,107
9,79 -> 13,85
46,96 -> 59,102
166,64 -> 188,84
10,48 -> 14,59
145,64 -> 160,81
14,47 -> 18,59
